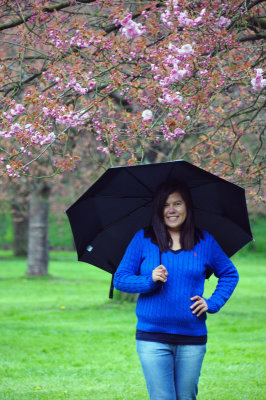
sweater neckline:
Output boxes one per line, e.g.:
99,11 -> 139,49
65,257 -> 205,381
169,248 -> 183,255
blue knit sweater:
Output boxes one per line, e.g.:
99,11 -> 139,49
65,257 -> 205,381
114,229 -> 239,336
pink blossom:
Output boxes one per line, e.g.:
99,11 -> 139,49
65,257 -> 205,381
10,103 -> 25,116
4,163 -> 21,177
3,112 -> 13,122
177,9 -> 206,27
120,14 -> 133,26
160,10 -> 174,28
159,77 -> 173,87
161,123 -> 186,141
218,16 -> 231,29
158,91 -> 183,106
178,12 -> 196,27
31,131 -> 42,144
174,128 -> 186,137
56,110 -> 89,127
168,43 -> 179,54
73,83 -> 88,94
88,79 -> 96,90
177,44 -> 194,56
120,14 -> 146,40
10,123 -> 22,134
0,130 -> 11,138
42,107 -> 51,116
177,11 -> 191,26
166,0 -> 179,6
40,132 -> 55,145
194,9 -> 206,25
170,68 -> 189,81
142,109 -> 153,122
66,77 -> 77,88
198,69 -> 208,76
150,64 -> 160,73
251,69 -> 266,91
97,146 -> 110,154
76,39 -> 90,48
237,168 -> 243,177
25,123 -> 33,130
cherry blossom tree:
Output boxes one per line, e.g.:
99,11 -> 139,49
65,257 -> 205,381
0,0 -> 265,274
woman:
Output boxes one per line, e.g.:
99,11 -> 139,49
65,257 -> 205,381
114,181 -> 239,400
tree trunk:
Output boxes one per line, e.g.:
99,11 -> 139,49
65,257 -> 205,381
26,182 -> 50,275
11,202 -> 29,256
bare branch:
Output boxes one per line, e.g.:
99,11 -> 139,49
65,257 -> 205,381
0,0 -> 97,32
247,0 -> 266,10
239,33 -> 266,42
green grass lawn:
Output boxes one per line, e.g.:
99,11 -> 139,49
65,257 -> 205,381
0,251 -> 265,400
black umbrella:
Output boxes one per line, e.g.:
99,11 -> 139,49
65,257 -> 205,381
66,160 -> 252,295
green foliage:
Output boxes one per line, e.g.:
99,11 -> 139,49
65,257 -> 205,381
48,212 -> 74,249
0,210 -> 13,247
0,211 -> 74,249
0,251 -> 265,399
246,216 -> 266,253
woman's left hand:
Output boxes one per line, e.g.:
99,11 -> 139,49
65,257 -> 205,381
190,296 -> 208,317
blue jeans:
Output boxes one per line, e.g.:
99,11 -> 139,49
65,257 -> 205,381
136,340 -> 206,400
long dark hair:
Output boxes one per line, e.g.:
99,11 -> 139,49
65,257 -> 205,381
145,180 -> 203,252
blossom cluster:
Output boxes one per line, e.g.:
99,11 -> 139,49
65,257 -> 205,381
5,163 -> 22,178
160,2 -> 231,31
118,13 -> 146,40
47,28 -> 94,50
161,4 -> 206,28
0,0 -> 263,190
43,70 -> 96,96
151,43 -> 194,88
158,89 -> 183,106
43,68 -> 96,95
218,16 -> 231,29
161,123 -> 186,141
142,110 -> 153,122
42,106 -> 89,127
0,123 -> 55,146
3,103 -> 25,122
66,76 -> 96,95
251,69 -> 266,92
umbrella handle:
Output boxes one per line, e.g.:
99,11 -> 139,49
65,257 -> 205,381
159,249 -> 166,298
109,274 -> 114,299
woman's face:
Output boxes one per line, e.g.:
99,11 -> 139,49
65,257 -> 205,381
163,192 -> 187,232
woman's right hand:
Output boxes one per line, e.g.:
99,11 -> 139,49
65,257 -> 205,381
152,265 -> 168,282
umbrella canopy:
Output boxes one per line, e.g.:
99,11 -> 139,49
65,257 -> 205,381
66,160 -> 253,279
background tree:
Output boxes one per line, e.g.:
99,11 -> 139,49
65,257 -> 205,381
0,0 -> 265,274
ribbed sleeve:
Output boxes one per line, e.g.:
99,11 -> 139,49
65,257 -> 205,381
114,230 -> 161,294
204,234 -> 239,314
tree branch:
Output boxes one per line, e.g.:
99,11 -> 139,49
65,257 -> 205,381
247,0 -> 266,10
0,0 -> 96,32
248,16 -> 266,30
239,33 -> 266,42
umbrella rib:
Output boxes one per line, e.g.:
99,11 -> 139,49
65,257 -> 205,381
194,208 -> 253,238
125,169 -> 154,194
165,164 -> 176,182
86,198 -> 153,246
